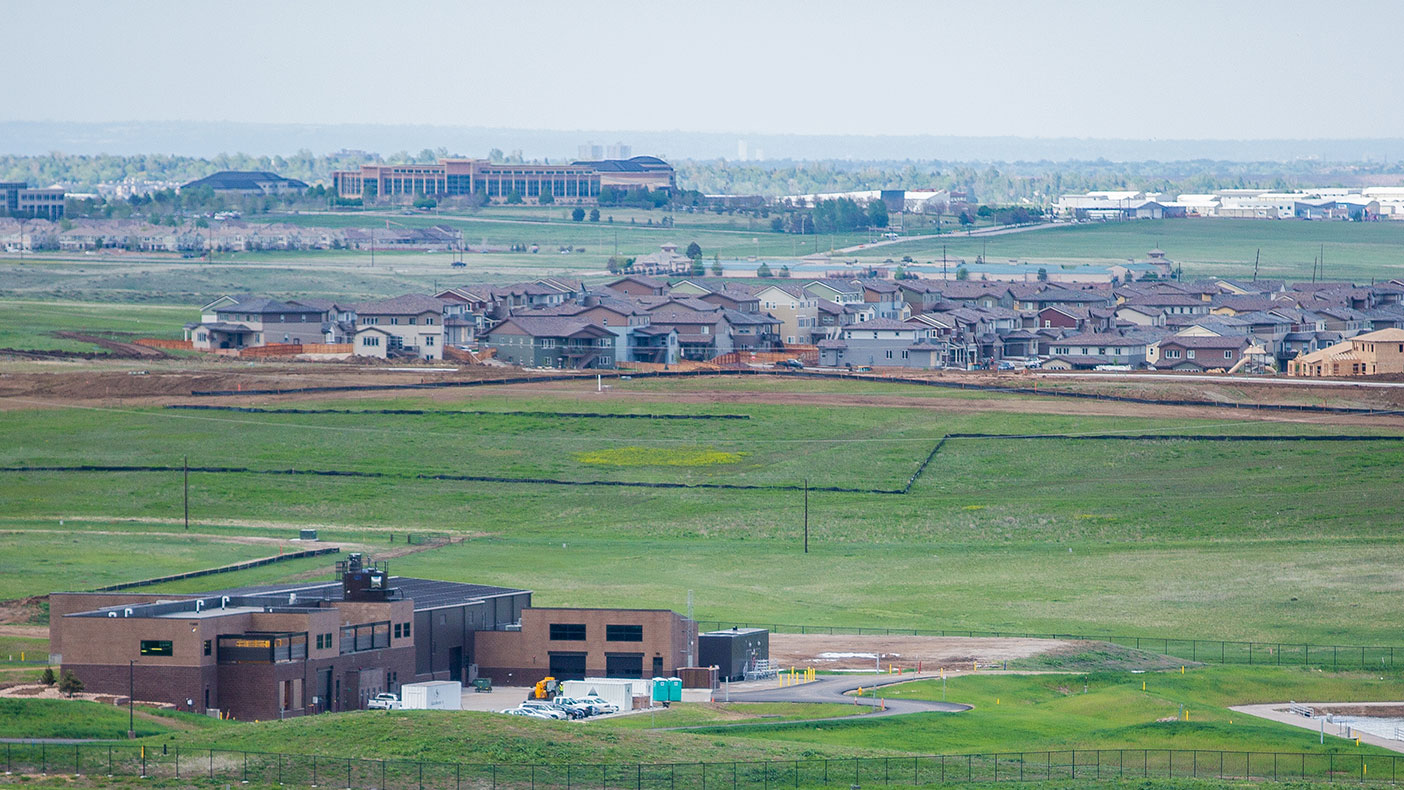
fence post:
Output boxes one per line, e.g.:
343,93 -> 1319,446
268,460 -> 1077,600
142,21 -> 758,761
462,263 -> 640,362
420,761 -> 424,790
1071,750 -> 1075,781
177,746 -> 181,780
76,744 -> 81,776
313,754 -> 318,786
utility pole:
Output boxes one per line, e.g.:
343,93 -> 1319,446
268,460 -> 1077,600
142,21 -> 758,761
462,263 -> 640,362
803,478 -> 809,554
183,455 -> 189,530
128,660 -> 135,739
1252,249 -> 1260,282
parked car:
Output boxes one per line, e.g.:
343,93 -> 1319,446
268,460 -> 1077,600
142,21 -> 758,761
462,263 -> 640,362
779,358 -> 804,370
545,698 -> 591,719
500,707 -> 556,719
519,701 -> 567,720
367,693 -> 401,710
573,695 -> 619,715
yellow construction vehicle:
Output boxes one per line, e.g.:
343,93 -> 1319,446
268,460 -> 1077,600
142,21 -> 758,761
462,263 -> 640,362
533,676 -> 559,700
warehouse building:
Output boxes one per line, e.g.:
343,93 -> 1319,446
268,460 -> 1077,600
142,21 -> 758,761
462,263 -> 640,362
49,555 -> 696,721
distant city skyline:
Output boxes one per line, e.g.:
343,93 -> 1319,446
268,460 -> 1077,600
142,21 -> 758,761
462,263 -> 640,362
7,0 -> 1404,143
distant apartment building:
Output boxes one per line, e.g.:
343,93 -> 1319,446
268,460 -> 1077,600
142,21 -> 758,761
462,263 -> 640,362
331,157 -> 674,204
0,182 -> 66,220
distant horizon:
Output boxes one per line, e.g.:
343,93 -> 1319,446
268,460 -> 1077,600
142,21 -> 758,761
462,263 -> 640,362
6,121 -> 1404,164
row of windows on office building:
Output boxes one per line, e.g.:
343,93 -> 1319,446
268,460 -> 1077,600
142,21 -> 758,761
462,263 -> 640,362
549,623 -> 643,641
367,176 -> 602,198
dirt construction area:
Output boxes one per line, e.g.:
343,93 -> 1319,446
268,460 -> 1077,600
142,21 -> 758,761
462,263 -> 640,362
4,358 -> 1404,429
768,634 -> 1070,671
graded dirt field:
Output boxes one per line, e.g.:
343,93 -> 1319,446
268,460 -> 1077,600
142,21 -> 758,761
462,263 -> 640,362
768,634 -> 1069,671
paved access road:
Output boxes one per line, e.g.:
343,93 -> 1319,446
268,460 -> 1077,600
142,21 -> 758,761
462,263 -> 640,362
722,673 -> 971,720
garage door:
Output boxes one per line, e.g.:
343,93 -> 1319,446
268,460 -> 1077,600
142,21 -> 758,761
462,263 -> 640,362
548,652 -> 587,680
605,653 -> 643,678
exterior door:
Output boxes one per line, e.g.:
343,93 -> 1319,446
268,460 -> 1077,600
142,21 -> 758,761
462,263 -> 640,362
548,652 -> 587,681
605,653 -> 643,679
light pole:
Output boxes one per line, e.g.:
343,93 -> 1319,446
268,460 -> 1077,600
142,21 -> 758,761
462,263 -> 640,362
128,659 -> 135,738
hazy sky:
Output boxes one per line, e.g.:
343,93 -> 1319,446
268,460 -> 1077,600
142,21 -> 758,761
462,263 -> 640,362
8,0 -> 1404,140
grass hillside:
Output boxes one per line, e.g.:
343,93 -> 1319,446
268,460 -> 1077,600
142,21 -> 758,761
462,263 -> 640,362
4,381 -> 1404,644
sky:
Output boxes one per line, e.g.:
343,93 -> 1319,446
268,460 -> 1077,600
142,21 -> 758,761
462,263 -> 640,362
6,0 -> 1404,141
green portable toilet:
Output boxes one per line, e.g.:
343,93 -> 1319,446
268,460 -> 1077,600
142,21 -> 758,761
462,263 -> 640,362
651,677 -> 669,703
668,677 -> 683,702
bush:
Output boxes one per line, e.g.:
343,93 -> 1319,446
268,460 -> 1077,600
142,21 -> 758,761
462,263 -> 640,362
571,208 -> 585,222
39,667 -> 56,686
58,670 -> 84,698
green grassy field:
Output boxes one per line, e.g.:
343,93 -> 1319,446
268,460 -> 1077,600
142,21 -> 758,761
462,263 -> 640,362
857,219 -> 1404,281
0,698 -> 222,739
0,299 -> 191,352
3,380 -> 1404,645
716,666 -> 1403,758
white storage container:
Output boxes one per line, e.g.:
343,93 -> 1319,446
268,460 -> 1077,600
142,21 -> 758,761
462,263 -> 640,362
400,680 -> 462,710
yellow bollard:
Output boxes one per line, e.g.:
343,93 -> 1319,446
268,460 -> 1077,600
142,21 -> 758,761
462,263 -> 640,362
1142,681 -> 1146,691
1181,666 -> 1185,674
973,661 -> 977,672
996,698 -> 1000,705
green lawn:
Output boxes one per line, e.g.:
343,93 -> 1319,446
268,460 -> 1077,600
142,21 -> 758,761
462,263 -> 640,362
0,299 -> 191,352
0,698 -> 221,739
0,635 -> 49,663
3,380 -> 1404,646
592,702 -> 866,730
856,219 -> 1404,281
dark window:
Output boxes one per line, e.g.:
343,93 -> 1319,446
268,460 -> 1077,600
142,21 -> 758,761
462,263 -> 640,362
606,624 -> 643,642
203,640 -> 212,656
652,656 -> 664,675
403,622 -> 410,638
140,640 -> 173,657
393,623 -> 401,639
549,623 -> 587,641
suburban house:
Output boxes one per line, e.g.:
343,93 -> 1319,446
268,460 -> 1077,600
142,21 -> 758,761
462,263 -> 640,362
1150,335 -> 1252,371
1288,328 -> 1404,377
604,275 -> 668,297
1044,333 -> 1151,369
816,318 -> 935,368
754,284 -> 818,345
481,316 -> 618,369
186,297 -> 326,351
353,294 -> 447,360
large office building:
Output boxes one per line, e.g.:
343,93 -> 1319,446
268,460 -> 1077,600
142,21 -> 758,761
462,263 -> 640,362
331,156 -> 675,204
50,554 -> 696,720
0,182 -> 66,220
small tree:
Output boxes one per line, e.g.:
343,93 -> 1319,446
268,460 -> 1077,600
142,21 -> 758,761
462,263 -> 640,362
778,265 -> 791,278
956,266 -> 970,281
505,190 -> 523,205
1037,267 -> 1048,282
690,258 -> 706,277
756,262 -> 773,278
711,256 -> 724,277
867,200 -> 889,228
571,207 -> 586,222
538,189 -> 554,205
39,667 -> 56,686
685,241 -> 702,261
588,208 -> 600,222
958,212 -> 973,227
58,669 -> 84,698
412,194 -> 437,210
607,256 -> 622,274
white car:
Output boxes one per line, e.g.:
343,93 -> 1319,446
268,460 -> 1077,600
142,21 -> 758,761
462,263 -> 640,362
574,696 -> 619,715
367,693 -> 401,710
500,707 -> 557,720
519,701 -> 567,719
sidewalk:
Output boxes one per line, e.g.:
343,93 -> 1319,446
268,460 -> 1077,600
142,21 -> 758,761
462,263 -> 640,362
1231,703 -> 1404,754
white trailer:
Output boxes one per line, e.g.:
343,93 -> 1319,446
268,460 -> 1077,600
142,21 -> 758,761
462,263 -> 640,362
562,678 -> 650,711
400,681 -> 462,710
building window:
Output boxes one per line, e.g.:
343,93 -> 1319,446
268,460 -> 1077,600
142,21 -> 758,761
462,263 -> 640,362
140,640 -> 174,657
606,624 -> 643,642
549,623 -> 587,641
203,640 -> 212,656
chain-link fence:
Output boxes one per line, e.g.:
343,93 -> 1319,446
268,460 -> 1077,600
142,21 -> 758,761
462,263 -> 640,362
3,745 -> 1397,789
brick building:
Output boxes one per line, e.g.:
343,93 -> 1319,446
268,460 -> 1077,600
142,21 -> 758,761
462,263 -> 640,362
50,556 -> 694,721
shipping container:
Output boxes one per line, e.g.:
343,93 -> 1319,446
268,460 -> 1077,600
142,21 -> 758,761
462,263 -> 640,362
400,680 -> 462,710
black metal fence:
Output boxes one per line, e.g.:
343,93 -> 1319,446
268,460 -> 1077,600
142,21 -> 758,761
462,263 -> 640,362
4,745 -> 1398,788
696,621 -> 1404,671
